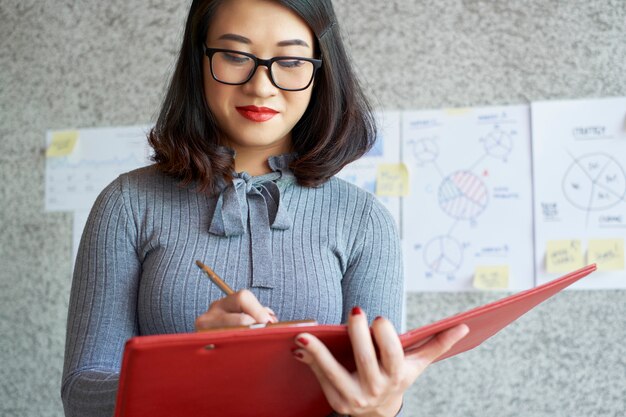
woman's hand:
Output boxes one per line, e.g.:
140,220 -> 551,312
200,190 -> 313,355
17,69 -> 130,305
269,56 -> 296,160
195,289 -> 277,330
292,307 -> 469,417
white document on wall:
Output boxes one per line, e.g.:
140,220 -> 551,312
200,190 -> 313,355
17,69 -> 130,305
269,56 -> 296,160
45,125 -> 152,212
402,105 -> 534,292
532,96 -> 626,289
336,111 -> 402,228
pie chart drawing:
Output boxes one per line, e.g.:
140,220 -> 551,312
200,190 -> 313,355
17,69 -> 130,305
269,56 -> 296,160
410,139 -> 439,165
438,170 -> 489,220
423,236 -> 463,274
562,153 -> 626,211
481,129 -> 513,160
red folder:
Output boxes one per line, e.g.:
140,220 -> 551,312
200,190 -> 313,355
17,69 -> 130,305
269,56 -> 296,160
114,264 -> 596,417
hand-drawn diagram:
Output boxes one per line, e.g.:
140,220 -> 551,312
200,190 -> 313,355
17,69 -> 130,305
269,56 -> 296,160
438,170 -> 489,221
411,138 -> 439,164
422,235 -> 464,275
532,97 -> 626,289
562,153 -> 626,213
481,128 -> 514,160
403,106 -> 534,292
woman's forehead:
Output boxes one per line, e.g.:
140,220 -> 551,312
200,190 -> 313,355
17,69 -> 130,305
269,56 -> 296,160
206,0 -> 314,46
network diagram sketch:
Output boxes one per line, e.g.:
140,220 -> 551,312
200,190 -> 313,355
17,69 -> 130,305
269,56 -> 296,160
532,97 -> 626,289
402,106 -> 534,292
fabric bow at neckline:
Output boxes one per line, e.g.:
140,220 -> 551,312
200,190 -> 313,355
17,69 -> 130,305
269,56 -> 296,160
208,154 -> 295,288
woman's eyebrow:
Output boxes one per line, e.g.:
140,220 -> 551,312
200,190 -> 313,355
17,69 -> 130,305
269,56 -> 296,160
217,33 -> 310,48
217,33 -> 251,44
276,39 -> 310,48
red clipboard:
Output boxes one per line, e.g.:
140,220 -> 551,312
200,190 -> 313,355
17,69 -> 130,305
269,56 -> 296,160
114,264 -> 596,417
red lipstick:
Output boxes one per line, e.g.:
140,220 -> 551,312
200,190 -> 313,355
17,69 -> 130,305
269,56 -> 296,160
236,105 -> 278,122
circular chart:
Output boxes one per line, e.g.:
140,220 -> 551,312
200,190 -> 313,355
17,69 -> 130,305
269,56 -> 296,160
562,153 -> 626,211
423,236 -> 463,274
410,139 -> 439,164
438,170 -> 489,220
481,129 -> 513,160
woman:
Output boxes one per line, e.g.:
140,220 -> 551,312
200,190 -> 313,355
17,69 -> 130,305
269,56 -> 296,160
61,0 -> 468,416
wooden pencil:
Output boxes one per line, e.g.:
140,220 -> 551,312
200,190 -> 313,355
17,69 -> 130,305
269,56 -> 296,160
195,260 -> 235,296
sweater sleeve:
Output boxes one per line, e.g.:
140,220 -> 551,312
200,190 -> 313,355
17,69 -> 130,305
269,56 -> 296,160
61,175 -> 140,417
333,197 -> 404,417
341,196 -> 403,330
336,199 -> 404,417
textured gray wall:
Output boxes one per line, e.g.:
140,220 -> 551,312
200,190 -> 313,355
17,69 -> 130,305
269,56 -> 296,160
1,1 -> 625,416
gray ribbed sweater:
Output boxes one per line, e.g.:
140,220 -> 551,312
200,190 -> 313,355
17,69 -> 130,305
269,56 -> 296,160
61,155 -> 403,417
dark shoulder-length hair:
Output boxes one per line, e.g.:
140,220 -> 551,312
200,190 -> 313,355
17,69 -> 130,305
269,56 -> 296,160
148,0 -> 377,193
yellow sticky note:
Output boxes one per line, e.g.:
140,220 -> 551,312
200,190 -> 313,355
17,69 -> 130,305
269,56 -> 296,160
376,163 -> 409,197
444,107 -> 471,116
473,265 -> 509,290
46,130 -> 79,157
546,240 -> 584,273
588,239 -> 624,271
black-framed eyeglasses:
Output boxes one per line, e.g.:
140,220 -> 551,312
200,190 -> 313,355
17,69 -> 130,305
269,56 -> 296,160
204,46 -> 322,92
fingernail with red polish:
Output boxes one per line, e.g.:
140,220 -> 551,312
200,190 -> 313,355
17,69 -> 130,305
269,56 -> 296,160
351,306 -> 363,316
296,336 -> 309,346
374,316 -> 383,321
293,351 -> 304,360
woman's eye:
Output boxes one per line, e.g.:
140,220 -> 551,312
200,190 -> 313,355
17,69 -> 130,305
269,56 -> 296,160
277,59 -> 305,69
224,53 -> 250,64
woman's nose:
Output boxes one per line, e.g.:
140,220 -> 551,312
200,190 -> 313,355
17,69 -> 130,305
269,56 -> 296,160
242,66 -> 278,97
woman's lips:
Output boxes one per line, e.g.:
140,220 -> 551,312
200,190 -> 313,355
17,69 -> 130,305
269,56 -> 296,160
236,106 -> 278,122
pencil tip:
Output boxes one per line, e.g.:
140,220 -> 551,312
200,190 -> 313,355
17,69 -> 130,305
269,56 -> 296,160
195,260 -> 203,268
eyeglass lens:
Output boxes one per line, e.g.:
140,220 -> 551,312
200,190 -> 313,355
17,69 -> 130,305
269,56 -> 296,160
211,51 -> 315,90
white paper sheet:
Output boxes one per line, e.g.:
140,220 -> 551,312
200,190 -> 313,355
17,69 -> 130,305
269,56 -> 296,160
402,105 -> 534,292
45,125 -> 152,212
532,96 -> 626,289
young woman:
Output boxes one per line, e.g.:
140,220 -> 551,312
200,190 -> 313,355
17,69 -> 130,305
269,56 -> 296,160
61,1 -> 468,416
